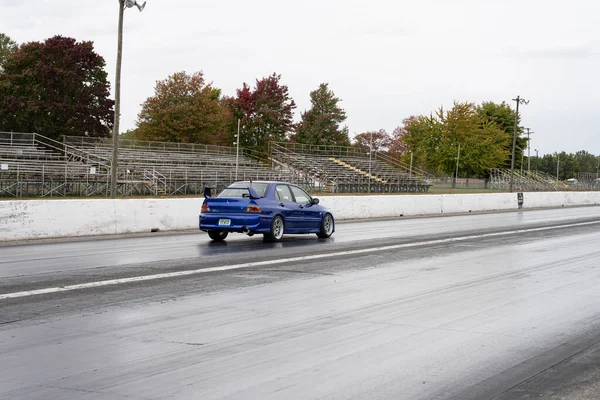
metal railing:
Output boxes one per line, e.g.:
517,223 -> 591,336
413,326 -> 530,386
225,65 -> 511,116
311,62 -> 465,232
63,135 -> 240,156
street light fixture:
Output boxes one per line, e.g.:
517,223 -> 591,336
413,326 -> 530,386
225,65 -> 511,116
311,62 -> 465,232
126,0 -> 146,11
110,0 -> 146,199
509,95 -> 529,192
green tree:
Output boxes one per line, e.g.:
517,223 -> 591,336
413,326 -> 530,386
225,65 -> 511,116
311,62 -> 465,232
0,33 -> 18,70
574,150 -> 598,173
557,152 -> 578,180
119,128 -> 140,141
393,116 -> 430,169
135,71 -> 233,145
477,101 -> 527,168
0,35 -> 114,139
230,73 -> 296,153
293,83 -> 349,146
403,102 -> 509,176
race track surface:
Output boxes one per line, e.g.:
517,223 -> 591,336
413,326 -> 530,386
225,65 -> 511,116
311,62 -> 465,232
2,206 -> 600,399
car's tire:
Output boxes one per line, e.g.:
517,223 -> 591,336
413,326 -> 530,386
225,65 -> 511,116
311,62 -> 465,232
317,213 -> 334,239
208,230 -> 228,242
264,215 -> 285,242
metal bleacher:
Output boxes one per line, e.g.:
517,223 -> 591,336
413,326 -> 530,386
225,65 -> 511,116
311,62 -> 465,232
1,132 -> 299,197
490,168 -> 567,191
269,142 -> 433,193
62,136 -> 295,196
1,131 -> 434,198
0,132 -> 106,198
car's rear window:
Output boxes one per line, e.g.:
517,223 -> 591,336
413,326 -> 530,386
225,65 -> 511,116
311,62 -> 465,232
218,182 -> 269,198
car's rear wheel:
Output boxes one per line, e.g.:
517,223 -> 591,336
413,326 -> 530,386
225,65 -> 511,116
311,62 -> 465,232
317,213 -> 334,239
264,215 -> 284,242
208,230 -> 228,242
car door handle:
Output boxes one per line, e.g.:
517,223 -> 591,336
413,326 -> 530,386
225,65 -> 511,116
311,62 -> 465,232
279,203 -> 285,207
299,205 -> 304,209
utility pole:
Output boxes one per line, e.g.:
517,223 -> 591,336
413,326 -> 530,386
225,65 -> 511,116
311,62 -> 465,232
454,144 -> 460,189
535,149 -> 539,172
110,0 -> 146,199
556,154 -> 560,182
409,151 -> 413,176
521,152 -> 524,175
368,131 -> 373,193
510,96 -> 529,192
525,128 -> 534,173
110,0 -> 125,199
234,119 -> 240,180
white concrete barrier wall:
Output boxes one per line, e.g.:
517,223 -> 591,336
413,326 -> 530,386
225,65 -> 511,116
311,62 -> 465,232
1,192 -> 600,241
0,199 -> 201,242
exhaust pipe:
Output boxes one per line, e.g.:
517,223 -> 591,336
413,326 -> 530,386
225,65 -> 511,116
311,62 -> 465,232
241,226 -> 250,235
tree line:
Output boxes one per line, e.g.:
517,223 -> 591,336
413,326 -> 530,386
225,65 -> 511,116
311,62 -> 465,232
0,33 -> 596,179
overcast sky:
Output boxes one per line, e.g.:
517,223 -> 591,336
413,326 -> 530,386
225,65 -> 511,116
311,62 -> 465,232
2,0 -> 599,155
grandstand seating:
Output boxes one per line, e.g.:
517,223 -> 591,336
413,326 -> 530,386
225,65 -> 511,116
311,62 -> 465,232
62,136 -> 295,195
269,142 -> 432,193
1,132 -> 301,197
490,169 -> 567,191
0,132 -> 105,197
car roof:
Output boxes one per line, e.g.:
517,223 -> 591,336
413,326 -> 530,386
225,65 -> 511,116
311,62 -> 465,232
231,181 -> 295,185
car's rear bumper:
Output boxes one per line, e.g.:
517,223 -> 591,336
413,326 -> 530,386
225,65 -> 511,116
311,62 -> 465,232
199,213 -> 271,233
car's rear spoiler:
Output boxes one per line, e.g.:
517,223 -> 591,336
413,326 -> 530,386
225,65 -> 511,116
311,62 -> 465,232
203,186 -> 261,200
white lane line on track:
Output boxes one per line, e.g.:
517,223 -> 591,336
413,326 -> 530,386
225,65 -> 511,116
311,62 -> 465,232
2,220 -> 599,301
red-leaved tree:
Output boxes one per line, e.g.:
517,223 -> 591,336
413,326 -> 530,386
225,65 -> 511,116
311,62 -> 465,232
229,73 -> 296,153
0,35 -> 114,139
353,129 -> 392,153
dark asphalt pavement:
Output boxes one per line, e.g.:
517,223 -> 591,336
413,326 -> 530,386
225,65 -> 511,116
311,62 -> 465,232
1,206 -> 600,399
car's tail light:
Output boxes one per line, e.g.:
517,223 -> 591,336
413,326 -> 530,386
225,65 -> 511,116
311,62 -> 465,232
201,203 -> 211,213
245,204 -> 262,213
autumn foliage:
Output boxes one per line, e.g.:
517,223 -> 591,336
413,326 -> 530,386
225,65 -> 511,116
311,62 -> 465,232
0,35 -> 114,139
135,71 -> 232,145
228,73 -> 296,153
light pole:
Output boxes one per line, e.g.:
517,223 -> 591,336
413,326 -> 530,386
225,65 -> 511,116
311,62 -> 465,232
525,128 -> 534,173
516,146 -> 525,175
596,156 -> 599,180
556,154 -> 560,182
510,95 -> 529,192
454,144 -> 461,189
368,131 -> 373,193
234,119 -> 240,180
535,149 -> 539,172
409,151 -> 413,176
110,0 -> 147,199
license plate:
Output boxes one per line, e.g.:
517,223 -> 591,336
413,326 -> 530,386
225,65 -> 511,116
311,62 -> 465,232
218,219 -> 231,226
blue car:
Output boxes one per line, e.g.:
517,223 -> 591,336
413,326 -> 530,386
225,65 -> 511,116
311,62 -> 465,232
199,181 -> 335,242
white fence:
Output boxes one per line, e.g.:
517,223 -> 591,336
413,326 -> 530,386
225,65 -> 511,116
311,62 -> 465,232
1,192 -> 600,242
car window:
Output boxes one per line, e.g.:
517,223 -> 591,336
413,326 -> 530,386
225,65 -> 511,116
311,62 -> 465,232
218,182 -> 269,198
275,185 -> 294,202
290,186 -> 312,205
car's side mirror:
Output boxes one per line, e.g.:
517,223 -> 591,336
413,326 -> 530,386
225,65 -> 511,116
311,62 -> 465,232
311,198 -> 320,205
203,187 -> 212,198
